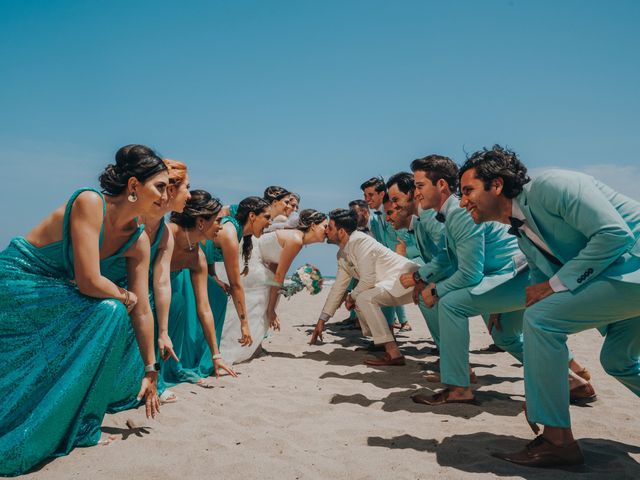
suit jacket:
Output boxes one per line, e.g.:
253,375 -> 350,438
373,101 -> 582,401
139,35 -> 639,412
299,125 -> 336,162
321,231 -> 418,318
370,210 -> 400,250
413,209 -> 451,282
420,195 -> 527,298
514,170 -> 640,290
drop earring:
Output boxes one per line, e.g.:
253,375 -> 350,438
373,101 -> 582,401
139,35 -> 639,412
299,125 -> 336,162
128,191 -> 138,203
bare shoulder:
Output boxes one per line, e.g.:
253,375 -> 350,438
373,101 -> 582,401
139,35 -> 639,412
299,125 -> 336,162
126,230 -> 151,259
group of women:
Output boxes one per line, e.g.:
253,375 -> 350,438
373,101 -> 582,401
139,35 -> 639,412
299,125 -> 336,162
0,144 -> 329,476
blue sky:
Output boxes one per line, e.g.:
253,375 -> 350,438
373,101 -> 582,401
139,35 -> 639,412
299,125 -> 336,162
1,0 -> 639,275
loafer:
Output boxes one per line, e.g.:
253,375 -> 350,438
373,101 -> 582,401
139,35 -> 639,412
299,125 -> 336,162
570,383 -> 597,405
364,353 -> 406,366
492,435 -> 585,467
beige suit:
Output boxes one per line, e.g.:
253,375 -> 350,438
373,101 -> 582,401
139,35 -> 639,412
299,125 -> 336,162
321,231 -> 419,344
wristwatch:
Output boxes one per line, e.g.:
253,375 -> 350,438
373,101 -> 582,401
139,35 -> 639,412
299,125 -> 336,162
144,362 -> 160,373
430,286 -> 438,297
412,271 -> 424,285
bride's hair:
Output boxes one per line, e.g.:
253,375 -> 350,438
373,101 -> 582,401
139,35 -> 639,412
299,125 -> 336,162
263,185 -> 290,204
235,196 -> 270,276
170,189 -> 222,229
295,209 -> 327,232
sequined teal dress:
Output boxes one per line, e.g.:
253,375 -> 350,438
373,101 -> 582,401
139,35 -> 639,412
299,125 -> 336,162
0,188 -> 142,476
161,215 -> 241,386
105,220 -> 168,413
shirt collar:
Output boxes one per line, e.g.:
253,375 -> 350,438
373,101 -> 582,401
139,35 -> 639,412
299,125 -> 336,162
511,199 -> 526,221
439,194 -> 458,219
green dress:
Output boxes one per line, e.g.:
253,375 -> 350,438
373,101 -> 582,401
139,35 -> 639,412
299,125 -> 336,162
0,188 -> 143,476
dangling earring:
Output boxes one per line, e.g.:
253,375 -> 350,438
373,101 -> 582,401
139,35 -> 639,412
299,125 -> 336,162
198,222 -> 204,231
128,191 -> 138,203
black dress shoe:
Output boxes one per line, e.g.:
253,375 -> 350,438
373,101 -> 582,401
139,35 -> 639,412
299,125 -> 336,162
492,436 -> 585,467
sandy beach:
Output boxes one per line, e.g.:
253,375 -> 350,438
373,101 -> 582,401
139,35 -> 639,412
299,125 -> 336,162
24,290 -> 640,480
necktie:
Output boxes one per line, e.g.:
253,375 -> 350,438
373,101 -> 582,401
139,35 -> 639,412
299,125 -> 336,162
508,216 -> 524,237
435,212 -> 446,223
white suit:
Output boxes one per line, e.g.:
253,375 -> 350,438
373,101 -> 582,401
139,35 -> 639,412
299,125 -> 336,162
320,231 -> 419,344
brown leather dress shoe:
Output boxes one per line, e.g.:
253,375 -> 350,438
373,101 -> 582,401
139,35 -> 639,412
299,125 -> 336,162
570,383 -> 597,405
492,436 -> 585,467
364,353 -> 406,366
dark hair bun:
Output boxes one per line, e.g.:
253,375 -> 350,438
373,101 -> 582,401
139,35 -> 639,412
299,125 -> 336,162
99,144 -> 167,195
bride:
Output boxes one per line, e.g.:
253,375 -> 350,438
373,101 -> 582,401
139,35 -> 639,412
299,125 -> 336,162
217,209 -> 328,363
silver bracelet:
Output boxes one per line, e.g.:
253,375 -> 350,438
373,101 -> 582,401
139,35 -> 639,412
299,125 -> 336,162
212,354 -> 223,360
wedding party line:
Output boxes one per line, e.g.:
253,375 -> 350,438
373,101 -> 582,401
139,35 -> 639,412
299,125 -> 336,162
1,143 -> 639,475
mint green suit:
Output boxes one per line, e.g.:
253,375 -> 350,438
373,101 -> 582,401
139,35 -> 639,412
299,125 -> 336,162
420,195 -> 528,387
515,170 -> 640,427
403,209 -> 450,347
370,210 -> 406,325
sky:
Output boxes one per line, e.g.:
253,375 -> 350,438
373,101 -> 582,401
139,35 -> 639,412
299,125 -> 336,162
1,0 -> 639,275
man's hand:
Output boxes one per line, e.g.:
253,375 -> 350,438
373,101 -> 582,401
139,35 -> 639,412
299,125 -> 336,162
412,282 -> 426,304
487,313 -> 502,335
420,282 -> 438,308
400,272 -> 416,289
309,319 -> 325,345
396,239 -> 407,257
345,294 -> 356,311
525,280 -> 554,307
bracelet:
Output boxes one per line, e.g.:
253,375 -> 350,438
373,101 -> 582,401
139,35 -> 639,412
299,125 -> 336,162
144,362 -> 160,373
212,354 -> 223,360
117,286 -> 130,306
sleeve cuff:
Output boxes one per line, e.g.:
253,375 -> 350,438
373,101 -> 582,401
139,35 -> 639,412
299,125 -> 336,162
549,275 -> 568,292
319,312 -> 331,322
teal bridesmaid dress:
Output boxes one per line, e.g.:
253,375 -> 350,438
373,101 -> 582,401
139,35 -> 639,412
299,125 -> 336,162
161,214 -> 241,386
0,188 -> 142,476
105,221 -> 168,413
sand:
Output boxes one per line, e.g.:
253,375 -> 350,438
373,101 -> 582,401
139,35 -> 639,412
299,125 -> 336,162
24,290 -> 640,479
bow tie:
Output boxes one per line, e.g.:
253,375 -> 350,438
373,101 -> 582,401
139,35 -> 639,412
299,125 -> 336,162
508,216 -> 524,237
435,212 -> 446,223
407,229 -> 414,233
373,210 -> 382,215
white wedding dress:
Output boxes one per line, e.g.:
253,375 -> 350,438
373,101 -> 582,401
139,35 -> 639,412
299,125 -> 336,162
217,232 -> 283,364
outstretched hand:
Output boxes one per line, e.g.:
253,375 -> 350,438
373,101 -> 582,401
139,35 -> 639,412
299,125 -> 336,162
136,373 -> 160,419
214,358 -> 238,378
158,332 -> 179,362
309,319 -> 325,345
238,323 -> 253,347
267,310 -> 281,331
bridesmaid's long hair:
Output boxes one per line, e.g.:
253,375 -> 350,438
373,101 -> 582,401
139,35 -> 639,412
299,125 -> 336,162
170,190 -> 222,229
99,144 -> 167,195
235,196 -> 270,276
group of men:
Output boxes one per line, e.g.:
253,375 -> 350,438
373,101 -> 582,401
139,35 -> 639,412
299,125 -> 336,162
309,145 -> 640,468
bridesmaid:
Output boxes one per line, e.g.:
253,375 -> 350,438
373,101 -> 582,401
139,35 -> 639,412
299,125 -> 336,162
202,196 -> 272,348
162,190 -> 236,385
106,158 -> 189,410
263,209 -> 328,330
263,185 -> 291,219
0,144 -> 166,476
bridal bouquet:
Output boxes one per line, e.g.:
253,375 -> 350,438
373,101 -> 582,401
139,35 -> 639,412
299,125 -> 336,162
280,264 -> 324,298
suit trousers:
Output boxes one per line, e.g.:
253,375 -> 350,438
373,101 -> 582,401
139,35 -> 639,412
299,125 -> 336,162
437,270 -> 529,387
419,299 -> 440,348
355,285 -> 414,344
524,277 -> 640,427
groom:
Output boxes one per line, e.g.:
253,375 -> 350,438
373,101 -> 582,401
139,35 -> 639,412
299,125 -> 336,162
309,208 -> 418,366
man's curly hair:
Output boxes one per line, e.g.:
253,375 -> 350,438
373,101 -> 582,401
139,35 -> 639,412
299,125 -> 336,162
459,145 -> 530,199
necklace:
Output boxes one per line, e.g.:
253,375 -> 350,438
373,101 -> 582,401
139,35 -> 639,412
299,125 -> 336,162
185,230 -> 197,252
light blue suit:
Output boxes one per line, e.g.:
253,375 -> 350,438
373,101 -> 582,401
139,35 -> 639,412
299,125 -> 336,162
515,170 -> 640,428
420,195 -> 529,387
370,210 -> 407,325
402,209 -> 450,347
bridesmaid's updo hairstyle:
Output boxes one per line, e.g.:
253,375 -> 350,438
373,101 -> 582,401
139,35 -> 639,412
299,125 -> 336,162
170,189 -> 221,229
99,144 -> 167,195
235,196 -> 270,276
164,159 -> 188,186
295,209 -> 327,232
263,186 -> 290,204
